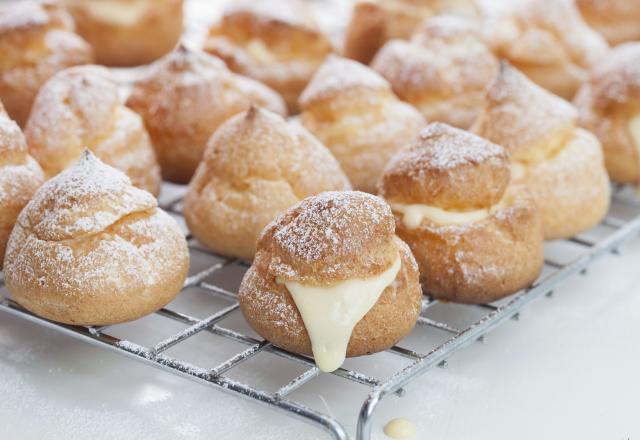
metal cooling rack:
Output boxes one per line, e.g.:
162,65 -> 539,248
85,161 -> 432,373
2,184 -> 640,439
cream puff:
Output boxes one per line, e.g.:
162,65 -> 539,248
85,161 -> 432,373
25,65 -> 161,196
574,43 -> 640,184
203,0 -> 333,113
61,0 -> 183,67
372,15 -> 498,129
3,151 -> 189,326
485,0 -> 609,99
576,0 -> 640,46
184,106 -> 351,261
343,0 -> 480,64
379,122 -> 544,303
0,102 -> 44,267
0,0 -> 93,126
239,191 -> 421,372
473,62 -> 610,240
126,45 -> 287,184
299,55 -> 425,194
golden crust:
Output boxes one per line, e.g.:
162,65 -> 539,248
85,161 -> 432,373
485,0 -> 608,99
0,1 -> 93,126
3,151 -> 189,326
62,0 -> 183,67
575,43 -> 640,183
576,0 -> 640,45
372,16 -> 498,129
239,191 -> 421,358
473,63 -> 610,239
25,65 -> 161,196
184,106 -> 351,261
126,45 -> 287,184
300,56 -> 425,194
0,103 -> 44,266
203,0 -> 332,113
379,123 -> 509,210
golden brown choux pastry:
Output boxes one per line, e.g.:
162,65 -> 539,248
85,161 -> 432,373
574,43 -> 640,184
61,0 -> 183,67
485,0 -> 609,99
576,0 -> 640,46
184,106 -> 351,261
372,15 -> 498,129
378,122 -> 544,304
239,191 -> 421,372
343,0 -> 479,64
203,0 -> 333,113
0,103 -> 44,267
299,55 -> 425,194
25,65 -> 161,196
3,151 -> 189,326
473,63 -> 610,240
126,45 -> 287,184
0,0 -> 93,127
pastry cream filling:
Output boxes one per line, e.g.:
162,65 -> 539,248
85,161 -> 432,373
282,254 -> 401,373
390,203 -> 490,229
629,114 -> 640,160
84,1 -> 149,26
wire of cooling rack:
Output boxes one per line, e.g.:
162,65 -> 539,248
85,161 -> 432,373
2,185 -> 640,440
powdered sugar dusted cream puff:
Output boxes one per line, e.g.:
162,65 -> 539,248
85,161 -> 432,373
239,191 -> 421,372
25,65 -> 161,196
0,0 -> 93,126
0,102 -> 44,266
126,45 -> 286,184
473,62 -> 610,240
300,55 -> 425,194
372,15 -> 498,129
62,0 -> 183,67
486,0 -> 609,99
576,0 -> 640,46
204,0 -> 333,113
184,106 -> 351,261
343,0 -> 479,64
3,151 -> 189,325
574,43 -> 640,184
379,122 -> 543,303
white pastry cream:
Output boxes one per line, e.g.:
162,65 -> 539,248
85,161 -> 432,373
629,114 -> 640,158
390,203 -> 490,229
282,255 -> 401,372
84,1 -> 149,26
383,418 -> 417,440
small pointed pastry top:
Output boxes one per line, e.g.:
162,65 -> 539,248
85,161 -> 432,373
21,150 -> 156,242
473,62 -> 577,159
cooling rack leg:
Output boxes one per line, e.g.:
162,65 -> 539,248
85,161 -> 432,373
356,391 -> 382,440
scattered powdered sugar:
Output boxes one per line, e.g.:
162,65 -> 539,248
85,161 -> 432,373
589,42 -> 640,109
0,1 -> 50,34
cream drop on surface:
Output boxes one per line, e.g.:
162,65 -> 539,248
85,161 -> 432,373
390,202 -> 489,229
383,417 -> 417,440
282,255 -> 401,373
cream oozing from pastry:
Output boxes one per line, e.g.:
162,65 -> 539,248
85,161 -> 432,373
390,203 -> 490,229
245,39 -> 277,63
629,114 -> 640,161
85,1 -> 148,26
282,254 -> 401,372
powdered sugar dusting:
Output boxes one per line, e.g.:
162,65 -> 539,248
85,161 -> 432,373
588,42 -> 640,110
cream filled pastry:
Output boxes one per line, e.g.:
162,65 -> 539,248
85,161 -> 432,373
62,0 -> 183,67
343,0 -> 480,64
300,56 -> 425,194
204,0 -> 333,113
3,151 -> 189,325
372,15 -> 498,129
184,106 -> 351,261
485,0 -> 609,99
574,43 -> 640,184
0,0 -> 93,126
0,102 -> 44,267
126,45 -> 286,184
576,0 -> 640,46
238,191 -> 421,372
473,62 -> 610,240
379,122 -> 544,303
25,65 -> 161,196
